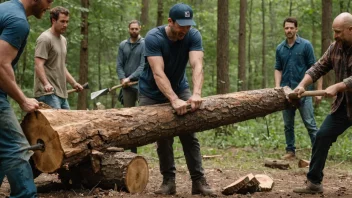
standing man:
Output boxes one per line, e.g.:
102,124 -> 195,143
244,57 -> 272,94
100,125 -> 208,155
274,17 -> 322,160
293,12 -> 352,194
0,0 -> 53,197
34,6 -> 83,109
116,20 -> 145,154
139,3 -> 215,196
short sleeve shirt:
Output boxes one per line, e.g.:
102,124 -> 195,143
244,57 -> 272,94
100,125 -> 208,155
34,29 -> 68,98
139,25 -> 203,101
0,0 -> 30,96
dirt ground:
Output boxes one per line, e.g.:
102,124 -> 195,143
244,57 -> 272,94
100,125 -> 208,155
1,152 -> 352,198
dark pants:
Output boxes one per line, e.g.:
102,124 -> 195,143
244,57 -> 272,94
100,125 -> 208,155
139,89 -> 204,181
122,87 -> 138,153
307,101 -> 352,184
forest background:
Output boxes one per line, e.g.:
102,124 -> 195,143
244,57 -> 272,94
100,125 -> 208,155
3,0 -> 352,162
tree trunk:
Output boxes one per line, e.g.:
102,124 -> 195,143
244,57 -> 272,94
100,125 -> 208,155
140,0 -> 149,35
78,0 -> 89,110
22,88 -> 291,173
261,0 -> 267,88
216,0 -> 230,94
156,0 -> 163,26
322,0 -> 333,89
247,0 -> 253,90
238,0 -> 247,91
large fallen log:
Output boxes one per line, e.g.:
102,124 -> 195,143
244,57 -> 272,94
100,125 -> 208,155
21,87 -> 291,173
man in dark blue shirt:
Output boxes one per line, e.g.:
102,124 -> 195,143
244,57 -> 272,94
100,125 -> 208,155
0,0 -> 53,197
274,17 -> 322,160
139,3 -> 215,196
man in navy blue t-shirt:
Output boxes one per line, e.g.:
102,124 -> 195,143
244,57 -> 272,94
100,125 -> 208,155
139,3 -> 215,196
0,0 -> 53,197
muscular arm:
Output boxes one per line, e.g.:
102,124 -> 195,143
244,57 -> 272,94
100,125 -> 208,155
148,56 -> 178,102
274,69 -> 282,88
188,51 -> 204,111
0,40 -> 38,112
148,56 -> 188,115
35,57 -> 53,92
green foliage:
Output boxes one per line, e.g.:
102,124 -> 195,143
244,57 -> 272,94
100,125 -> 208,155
6,0 -> 352,162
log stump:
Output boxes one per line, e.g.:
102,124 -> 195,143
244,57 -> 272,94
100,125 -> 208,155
79,152 -> 149,193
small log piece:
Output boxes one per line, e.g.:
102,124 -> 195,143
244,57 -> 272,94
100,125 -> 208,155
264,158 -> 290,170
222,174 -> 251,195
255,174 -> 274,191
298,159 -> 310,168
79,151 -> 149,193
237,173 -> 260,194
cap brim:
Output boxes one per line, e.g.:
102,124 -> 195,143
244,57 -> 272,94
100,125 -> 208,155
176,19 -> 196,26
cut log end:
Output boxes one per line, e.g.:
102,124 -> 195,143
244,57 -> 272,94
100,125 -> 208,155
255,174 -> 274,191
125,156 -> 149,193
21,111 -> 64,173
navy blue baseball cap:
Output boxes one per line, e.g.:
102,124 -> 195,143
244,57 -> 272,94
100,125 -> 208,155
169,3 -> 196,26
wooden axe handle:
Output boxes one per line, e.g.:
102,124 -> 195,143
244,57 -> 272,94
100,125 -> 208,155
109,81 -> 138,92
301,90 -> 326,97
67,82 -> 89,94
288,90 -> 326,99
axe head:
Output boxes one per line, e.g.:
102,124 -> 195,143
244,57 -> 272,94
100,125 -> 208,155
90,88 -> 109,100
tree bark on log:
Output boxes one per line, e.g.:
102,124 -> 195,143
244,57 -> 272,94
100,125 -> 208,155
21,88 -> 291,173
59,151 -> 149,193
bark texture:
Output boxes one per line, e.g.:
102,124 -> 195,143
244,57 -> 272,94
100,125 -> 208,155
80,152 -> 148,193
22,88 -> 290,173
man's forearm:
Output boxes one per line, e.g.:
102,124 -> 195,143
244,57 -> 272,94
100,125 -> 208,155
274,70 -> 282,87
154,73 -> 179,102
65,68 -> 77,86
192,63 -> 203,96
0,63 -> 26,104
298,74 -> 314,88
316,77 -> 323,90
35,63 -> 50,86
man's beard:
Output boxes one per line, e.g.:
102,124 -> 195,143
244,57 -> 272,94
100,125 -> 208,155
286,33 -> 294,39
130,33 -> 139,38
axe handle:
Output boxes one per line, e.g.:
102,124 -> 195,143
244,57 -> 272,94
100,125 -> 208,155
67,82 -> 89,94
301,90 -> 326,97
109,81 -> 138,92
44,82 -> 89,96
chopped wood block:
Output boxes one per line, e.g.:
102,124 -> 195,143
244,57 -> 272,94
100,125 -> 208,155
264,158 -> 290,170
298,159 -> 310,168
237,173 -> 260,194
255,174 -> 274,191
222,174 -> 251,195
79,152 -> 149,193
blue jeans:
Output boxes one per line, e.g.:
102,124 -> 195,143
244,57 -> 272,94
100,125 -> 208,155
36,94 -> 70,109
139,89 -> 204,181
282,97 -> 318,152
0,95 -> 37,197
307,101 -> 352,184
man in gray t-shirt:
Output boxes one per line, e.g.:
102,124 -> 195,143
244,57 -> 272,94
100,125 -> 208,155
34,6 -> 83,109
